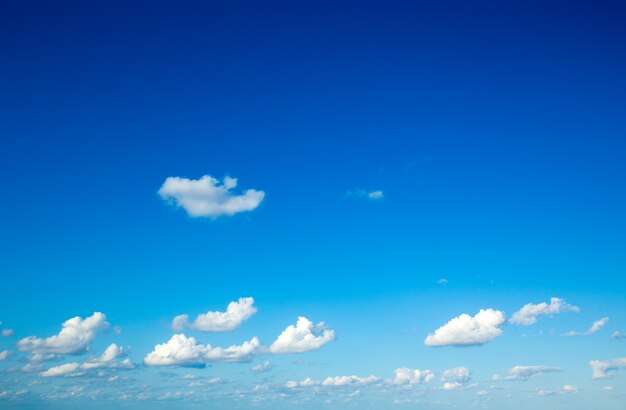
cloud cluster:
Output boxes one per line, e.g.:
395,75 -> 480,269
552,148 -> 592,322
269,317 -> 335,354
510,298 -> 579,326
144,334 -> 261,366
391,368 -> 435,385
172,297 -> 257,332
493,365 -> 561,381
17,312 -> 109,355
286,375 -> 380,388
589,358 -> 626,379
424,309 -> 506,347
158,175 -> 265,218
39,343 -> 134,378
563,317 -> 608,337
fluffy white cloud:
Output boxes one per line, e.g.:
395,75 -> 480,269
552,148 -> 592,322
589,358 -> 626,379
0,350 -> 10,360
494,365 -> 561,381
158,175 -> 265,218
510,297 -> 579,326
441,367 -> 471,384
17,312 -> 109,355
38,343 -> 133,377
391,368 -> 435,385
563,317 -> 608,337
424,309 -> 506,347
40,363 -> 83,378
252,360 -> 272,374
2,329 -> 14,337
441,382 -> 463,390
561,385 -> 579,394
269,317 -> 335,354
172,297 -> 257,332
144,334 -> 260,366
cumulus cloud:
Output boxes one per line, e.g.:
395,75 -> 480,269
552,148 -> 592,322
391,368 -> 435,385
158,175 -> 265,218
424,309 -> 506,347
441,367 -> 471,384
494,366 -> 561,381
172,297 -> 257,332
40,363 -> 83,378
17,312 -> 109,355
269,317 -> 335,354
144,334 -> 260,366
510,297 -> 579,326
589,358 -> 626,379
613,332 -> 626,339
0,350 -> 10,360
563,317 -> 608,337
252,360 -> 272,374
38,343 -> 133,377
2,329 -> 14,337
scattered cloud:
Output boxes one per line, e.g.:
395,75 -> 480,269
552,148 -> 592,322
561,385 -> 579,394
391,368 -> 435,385
172,297 -> 257,332
286,375 -> 380,388
437,278 -> 449,285
17,312 -> 109,355
441,367 -> 471,384
589,358 -> 626,379
144,334 -> 260,366
0,350 -> 10,360
158,175 -> 265,218
40,363 -> 84,378
38,343 -> 134,377
346,189 -> 384,200
510,297 -> 579,326
2,329 -> 14,337
252,360 -> 272,374
424,309 -> 506,347
269,317 -> 335,354
563,317 -> 608,336
612,331 -> 625,339
493,365 -> 561,381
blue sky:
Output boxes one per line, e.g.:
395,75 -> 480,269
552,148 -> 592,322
1,1 -> 626,408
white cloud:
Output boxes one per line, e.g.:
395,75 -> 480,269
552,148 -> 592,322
17,312 -> 109,355
40,363 -> 84,378
589,358 -> 626,379
286,375 -> 380,388
322,375 -> 380,387
613,331 -> 625,339
144,334 -> 260,366
252,360 -> 272,374
172,297 -> 257,332
2,329 -> 14,337
441,382 -> 463,390
441,367 -> 471,384
510,297 -> 579,326
391,368 -> 435,385
0,350 -> 10,360
158,175 -> 265,218
561,385 -> 579,394
269,317 -> 335,354
368,191 -> 384,199
563,317 -> 608,337
495,365 -> 561,381
437,278 -> 449,285
424,309 -> 505,347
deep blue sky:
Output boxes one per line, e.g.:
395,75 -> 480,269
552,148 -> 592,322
1,1 -> 626,409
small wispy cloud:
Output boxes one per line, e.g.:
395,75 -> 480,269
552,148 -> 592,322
510,297 -> 579,326
346,188 -> 384,200
563,317 -> 608,337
